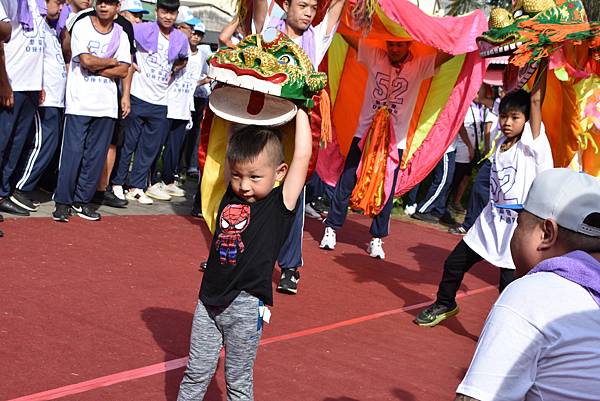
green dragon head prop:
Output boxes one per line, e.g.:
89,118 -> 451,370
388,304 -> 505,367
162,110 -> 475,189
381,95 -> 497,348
477,0 -> 600,91
207,29 -> 328,126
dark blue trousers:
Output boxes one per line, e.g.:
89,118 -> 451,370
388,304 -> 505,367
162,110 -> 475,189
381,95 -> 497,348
15,107 -> 64,192
113,96 -> 168,190
277,189 -> 305,269
306,172 -> 334,203
151,118 -> 187,185
416,151 -> 456,216
0,91 -> 39,197
462,159 -> 491,230
54,115 -> 115,205
325,137 -> 402,238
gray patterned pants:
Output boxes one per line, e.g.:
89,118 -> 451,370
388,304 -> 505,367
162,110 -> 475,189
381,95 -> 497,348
177,292 -> 263,401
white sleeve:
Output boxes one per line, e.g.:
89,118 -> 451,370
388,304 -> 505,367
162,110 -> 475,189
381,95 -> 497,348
70,22 -> 88,61
456,304 -> 543,401
518,122 -> 553,170
116,33 -> 131,64
357,41 -> 384,65
418,53 -> 437,80
312,11 -> 340,66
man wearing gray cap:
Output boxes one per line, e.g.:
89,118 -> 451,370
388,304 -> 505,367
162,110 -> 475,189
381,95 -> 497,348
456,168 -> 600,401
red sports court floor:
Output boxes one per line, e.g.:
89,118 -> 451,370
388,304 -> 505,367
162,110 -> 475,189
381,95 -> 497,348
0,214 -> 500,401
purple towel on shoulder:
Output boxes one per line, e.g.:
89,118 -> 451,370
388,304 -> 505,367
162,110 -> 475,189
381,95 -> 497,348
55,3 -> 71,36
18,0 -> 47,30
102,23 -> 123,59
528,250 -> 600,307
270,17 -> 316,68
133,22 -> 189,64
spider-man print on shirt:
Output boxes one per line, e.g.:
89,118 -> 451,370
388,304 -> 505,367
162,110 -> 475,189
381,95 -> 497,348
371,71 -> 408,115
215,204 -> 251,265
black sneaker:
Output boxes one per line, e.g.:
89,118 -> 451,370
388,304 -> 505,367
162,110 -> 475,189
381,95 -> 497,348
312,197 -> 329,216
103,189 -> 128,208
276,268 -> 300,295
414,303 -> 459,327
439,212 -> 457,226
0,197 -> 30,216
52,203 -> 70,222
72,203 -> 101,221
0,213 -> 3,222
411,212 -> 439,224
10,190 -> 38,212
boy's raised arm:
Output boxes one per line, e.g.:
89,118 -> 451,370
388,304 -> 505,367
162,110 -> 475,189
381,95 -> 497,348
529,62 -> 547,139
283,108 -> 312,210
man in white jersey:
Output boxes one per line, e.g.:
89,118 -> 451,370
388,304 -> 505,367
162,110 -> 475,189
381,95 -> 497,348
187,21 -> 212,218
216,0 -> 345,293
0,0 -> 45,217
257,0 -> 345,295
53,0 -> 131,222
11,0 -> 66,213
111,0 -> 188,205
146,9 -> 197,201
456,168 -> 600,401
320,37 -> 452,258
181,22 -> 211,177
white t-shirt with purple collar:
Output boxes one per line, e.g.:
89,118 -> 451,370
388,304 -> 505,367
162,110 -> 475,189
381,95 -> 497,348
354,43 -> 436,150
3,0 -> 44,92
131,33 -> 173,106
41,20 -> 67,108
261,10 -> 339,69
65,16 -> 131,118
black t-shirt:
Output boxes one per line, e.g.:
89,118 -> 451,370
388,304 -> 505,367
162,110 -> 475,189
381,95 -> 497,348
200,185 -> 297,306
71,10 -> 135,55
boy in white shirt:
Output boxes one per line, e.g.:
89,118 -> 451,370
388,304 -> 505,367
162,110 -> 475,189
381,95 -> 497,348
111,0 -> 188,205
183,22 -> 211,179
0,0 -> 45,217
449,100 -> 495,214
146,11 -> 196,201
415,68 -> 554,327
11,0 -> 66,213
456,168 -> 600,401
53,0 -> 131,222
320,37 -> 452,259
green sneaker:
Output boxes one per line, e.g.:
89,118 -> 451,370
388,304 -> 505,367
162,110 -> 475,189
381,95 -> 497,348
414,303 -> 459,327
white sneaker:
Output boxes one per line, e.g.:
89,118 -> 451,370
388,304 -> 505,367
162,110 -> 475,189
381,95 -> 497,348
404,203 -> 417,216
165,182 -> 185,197
145,182 -> 172,201
320,226 -> 336,250
368,237 -> 385,259
112,185 -> 126,201
126,188 -> 154,205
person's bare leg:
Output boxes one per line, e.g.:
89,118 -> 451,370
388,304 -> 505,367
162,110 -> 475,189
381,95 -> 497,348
452,176 -> 470,207
97,145 -> 117,191
95,145 -> 127,207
